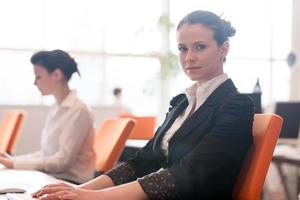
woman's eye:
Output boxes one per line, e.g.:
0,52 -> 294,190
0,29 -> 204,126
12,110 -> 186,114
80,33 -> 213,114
178,46 -> 188,53
195,44 -> 206,51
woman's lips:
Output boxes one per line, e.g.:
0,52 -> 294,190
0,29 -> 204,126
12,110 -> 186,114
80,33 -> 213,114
185,66 -> 202,70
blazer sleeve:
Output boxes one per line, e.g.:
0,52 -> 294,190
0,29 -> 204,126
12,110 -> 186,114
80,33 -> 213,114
105,138 -> 162,185
137,94 -> 254,199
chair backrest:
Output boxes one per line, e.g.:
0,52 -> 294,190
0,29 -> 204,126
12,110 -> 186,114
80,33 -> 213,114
94,118 -> 136,173
233,114 -> 283,200
0,111 -> 25,154
120,115 -> 156,140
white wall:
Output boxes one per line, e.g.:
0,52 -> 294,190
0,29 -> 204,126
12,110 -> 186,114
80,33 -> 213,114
0,105 -> 122,155
290,0 -> 300,100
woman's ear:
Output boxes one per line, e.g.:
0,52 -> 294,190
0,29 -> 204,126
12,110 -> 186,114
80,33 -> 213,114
220,41 -> 229,57
52,68 -> 64,81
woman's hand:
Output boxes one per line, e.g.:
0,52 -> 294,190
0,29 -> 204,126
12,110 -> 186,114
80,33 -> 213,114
32,183 -> 102,200
0,154 -> 13,168
32,182 -> 72,198
32,180 -> 147,200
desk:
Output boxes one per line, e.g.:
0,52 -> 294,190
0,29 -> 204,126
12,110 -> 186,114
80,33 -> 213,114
0,168 -> 68,195
277,138 -> 299,146
125,139 -> 148,148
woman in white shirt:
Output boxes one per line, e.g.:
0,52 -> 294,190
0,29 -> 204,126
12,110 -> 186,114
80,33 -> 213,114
0,49 -> 96,184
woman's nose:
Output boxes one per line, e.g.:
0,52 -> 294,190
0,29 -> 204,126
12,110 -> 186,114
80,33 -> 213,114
185,49 -> 196,61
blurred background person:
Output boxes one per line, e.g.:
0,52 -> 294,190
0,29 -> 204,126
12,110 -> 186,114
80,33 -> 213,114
0,50 -> 96,184
112,87 -> 132,116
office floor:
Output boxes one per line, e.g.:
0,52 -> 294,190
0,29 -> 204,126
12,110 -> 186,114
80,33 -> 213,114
263,163 -> 298,200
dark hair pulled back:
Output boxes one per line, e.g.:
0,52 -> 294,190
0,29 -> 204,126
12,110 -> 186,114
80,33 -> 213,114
177,10 -> 236,46
31,49 -> 80,81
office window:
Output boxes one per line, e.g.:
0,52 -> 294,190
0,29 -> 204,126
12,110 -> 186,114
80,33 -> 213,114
0,0 -> 293,115
0,0 -> 162,114
105,57 -> 160,115
0,50 -> 41,105
0,0 -> 43,49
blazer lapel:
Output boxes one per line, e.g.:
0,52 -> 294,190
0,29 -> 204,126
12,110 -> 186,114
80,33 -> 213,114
168,79 -> 237,157
169,101 -> 217,144
152,94 -> 188,163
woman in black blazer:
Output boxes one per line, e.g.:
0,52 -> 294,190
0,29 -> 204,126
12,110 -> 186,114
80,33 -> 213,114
34,10 -> 254,200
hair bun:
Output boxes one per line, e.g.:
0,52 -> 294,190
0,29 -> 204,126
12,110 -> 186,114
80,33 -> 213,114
221,20 -> 236,38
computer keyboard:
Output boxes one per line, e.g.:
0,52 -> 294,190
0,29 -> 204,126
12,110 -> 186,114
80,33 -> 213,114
5,193 -> 37,200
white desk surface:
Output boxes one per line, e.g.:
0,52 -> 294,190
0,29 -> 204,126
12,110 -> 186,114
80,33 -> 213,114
125,139 -> 148,148
0,166 -> 69,195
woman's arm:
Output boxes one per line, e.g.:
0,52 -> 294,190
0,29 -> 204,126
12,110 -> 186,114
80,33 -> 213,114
34,180 -> 148,200
2,151 -> 43,170
79,174 -> 114,190
91,181 -> 147,200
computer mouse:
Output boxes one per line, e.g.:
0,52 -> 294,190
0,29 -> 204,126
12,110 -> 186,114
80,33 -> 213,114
0,187 -> 26,194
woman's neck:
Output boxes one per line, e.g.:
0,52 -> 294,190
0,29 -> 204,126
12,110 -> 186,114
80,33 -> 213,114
53,85 -> 71,105
197,71 -> 224,85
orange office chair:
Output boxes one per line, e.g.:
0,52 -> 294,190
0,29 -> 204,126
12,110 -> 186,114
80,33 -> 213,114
94,118 -> 136,173
0,110 -> 25,154
233,114 -> 283,200
120,115 -> 156,140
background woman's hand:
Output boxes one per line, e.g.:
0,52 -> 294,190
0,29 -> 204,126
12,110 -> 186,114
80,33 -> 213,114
0,154 -> 13,168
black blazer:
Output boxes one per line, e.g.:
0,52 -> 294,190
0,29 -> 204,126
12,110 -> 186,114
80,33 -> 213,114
128,79 -> 254,199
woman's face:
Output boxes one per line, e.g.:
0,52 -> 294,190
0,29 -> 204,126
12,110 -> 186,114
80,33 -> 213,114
177,23 -> 229,83
33,65 -> 56,96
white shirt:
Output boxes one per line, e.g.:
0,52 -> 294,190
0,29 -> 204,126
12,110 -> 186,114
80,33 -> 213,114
161,74 -> 228,156
12,91 -> 96,184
